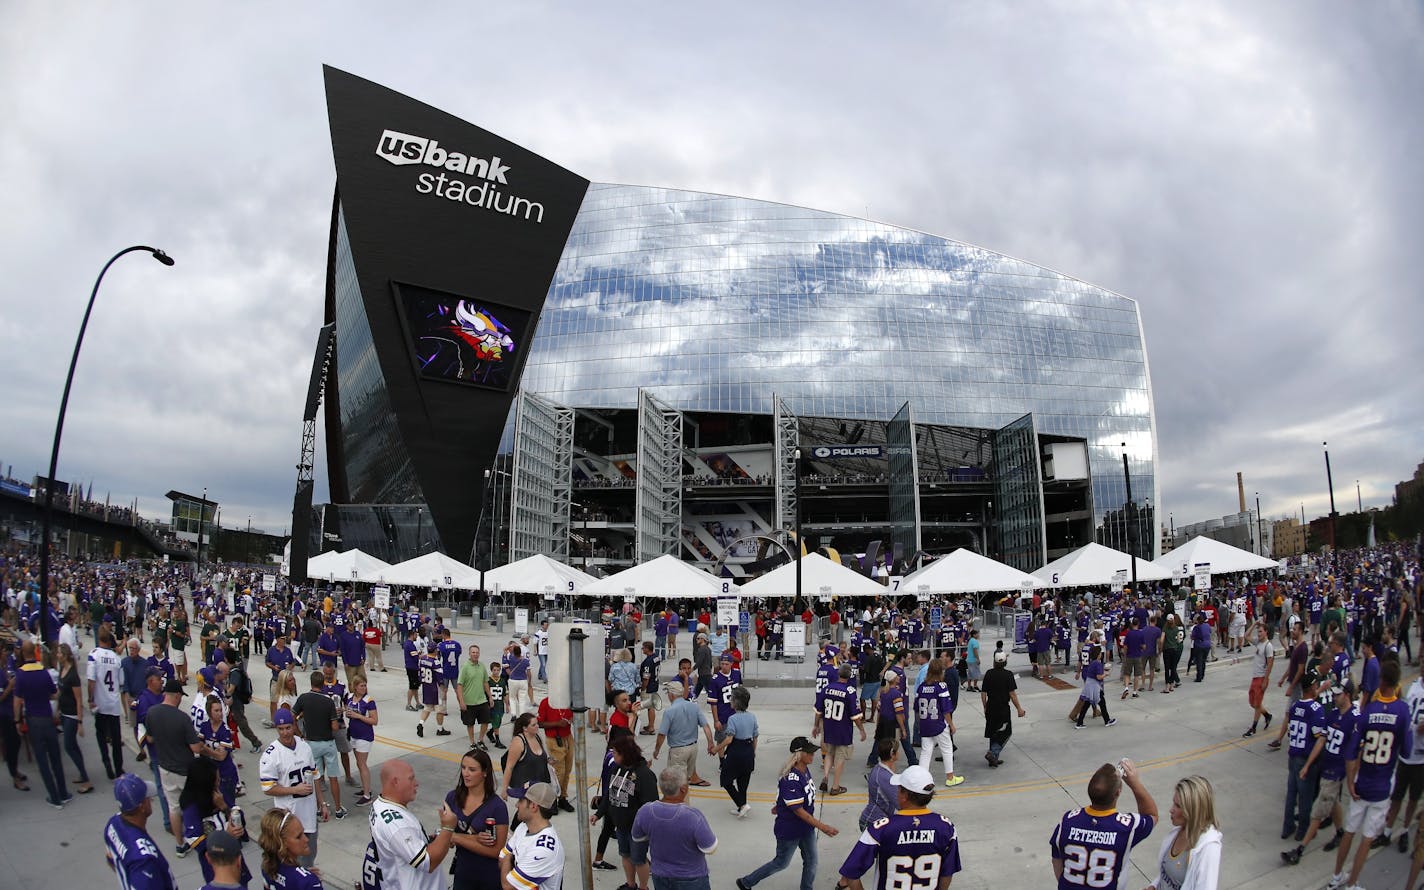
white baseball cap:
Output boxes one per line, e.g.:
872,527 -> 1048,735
891,764 -> 936,795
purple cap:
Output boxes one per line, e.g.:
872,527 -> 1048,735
114,773 -> 158,812
273,707 -> 296,726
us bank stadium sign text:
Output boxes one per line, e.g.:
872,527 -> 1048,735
377,129 -> 545,223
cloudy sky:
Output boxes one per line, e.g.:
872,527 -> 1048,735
2,1 -> 1420,541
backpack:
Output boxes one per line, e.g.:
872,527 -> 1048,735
234,666 -> 254,704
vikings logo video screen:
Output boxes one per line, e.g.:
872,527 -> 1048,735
394,283 -> 533,391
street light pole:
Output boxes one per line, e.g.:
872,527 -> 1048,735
1255,492 -> 1262,557
794,447 -> 803,607
37,245 -> 174,645
1323,441 -> 1338,552
195,486 -> 208,575
1122,443 -> 1136,589
1356,480 -> 1362,513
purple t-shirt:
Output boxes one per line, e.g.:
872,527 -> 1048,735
445,789 -> 508,886
631,799 -> 718,878
347,696 -> 377,742
1141,625 -> 1162,657
14,663 -> 56,719
339,629 -> 365,667
1360,657 -> 1380,695
1124,629 -> 1145,659
773,767 -> 817,840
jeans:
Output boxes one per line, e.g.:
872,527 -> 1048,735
1163,647 -> 1182,686
0,717 -> 21,779
537,654 -> 547,682
742,831 -> 817,890
1076,696 -> 1111,727
1284,756 -> 1319,839
28,717 -> 69,804
61,716 -> 90,783
149,760 -> 172,832
653,876 -> 711,890
94,712 -> 124,777
1189,647 -> 1208,681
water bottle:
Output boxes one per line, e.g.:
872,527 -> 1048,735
229,806 -> 244,830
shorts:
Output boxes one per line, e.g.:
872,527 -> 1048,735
308,739 -> 339,777
1125,657 -> 1144,678
333,727 -> 351,755
1311,777 -> 1344,822
171,647 -> 187,667
350,737 -> 373,754
421,685 -> 441,707
1391,761 -> 1424,803
823,743 -> 851,766
1343,795 -> 1388,838
861,681 -> 881,701
1035,651 -> 1050,666
1248,677 -> 1267,708
640,690 -> 662,713
1148,653 -> 1161,671
406,668 -> 419,691
159,767 -> 185,816
462,703 -> 491,726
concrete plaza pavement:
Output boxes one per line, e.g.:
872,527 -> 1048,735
1,618 -> 1414,890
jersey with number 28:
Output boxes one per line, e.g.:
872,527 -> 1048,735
1050,807 -> 1155,890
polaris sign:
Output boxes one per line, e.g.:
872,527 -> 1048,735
810,445 -> 884,460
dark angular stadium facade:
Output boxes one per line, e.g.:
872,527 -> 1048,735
300,68 -> 1158,582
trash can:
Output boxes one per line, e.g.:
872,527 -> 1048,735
496,612 -> 505,634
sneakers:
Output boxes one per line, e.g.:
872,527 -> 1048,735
175,842 -> 191,858
1266,740 -> 1282,750
591,860 -> 617,871
1323,831 -> 1344,852
737,803 -> 751,819
1263,712 -> 1273,731
333,807 -> 348,820
416,723 -> 425,738
1280,846 -> 1302,865
491,738 -> 506,749
356,793 -> 374,807
1326,872 -> 1346,888
557,797 -> 575,813
1242,727 -> 1257,738
1074,723 -> 1084,730
436,728 -> 452,736
1400,831 -> 1411,853
1105,719 -> 1118,727
945,775 -> 965,788
1369,834 -> 1390,850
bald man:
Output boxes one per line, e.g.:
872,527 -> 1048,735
369,760 -> 458,889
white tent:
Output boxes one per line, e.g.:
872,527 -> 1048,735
1157,536 -> 1279,576
484,554 -> 599,596
383,551 -> 483,590
582,554 -> 737,600
739,553 -> 885,598
303,549 -> 394,583
1032,542 -> 1171,588
901,548 -> 1042,594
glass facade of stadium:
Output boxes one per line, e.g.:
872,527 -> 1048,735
321,183 -> 1157,574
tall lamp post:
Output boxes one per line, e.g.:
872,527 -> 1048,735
1323,441 -> 1338,553
793,447 -> 803,607
195,486 -> 209,573
1255,492 -> 1263,557
37,245 -> 174,644
1122,443 -> 1136,589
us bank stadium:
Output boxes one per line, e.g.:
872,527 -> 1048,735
291,68 -> 1159,583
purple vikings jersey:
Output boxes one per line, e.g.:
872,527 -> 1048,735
708,669 -> 743,725
1319,706 -> 1358,781
1286,697 -> 1326,758
840,809 -> 963,890
1050,806 -> 1155,890
816,663 -> 839,695
1347,695 -> 1413,801
104,814 -> 179,890
816,680 -> 862,746
773,767 -> 818,840
915,682 -> 951,737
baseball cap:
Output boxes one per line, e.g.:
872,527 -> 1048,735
521,782 -> 558,809
205,829 -> 243,857
145,666 -> 165,680
993,650 -> 1009,665
1334,679 -> 1357,698
789,736 -> 820,754
718,653 -> 733,663
114,773 -> 158,812
891,764 -> 937,795
163,679 -> 184,695
273,707 -> 296,727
